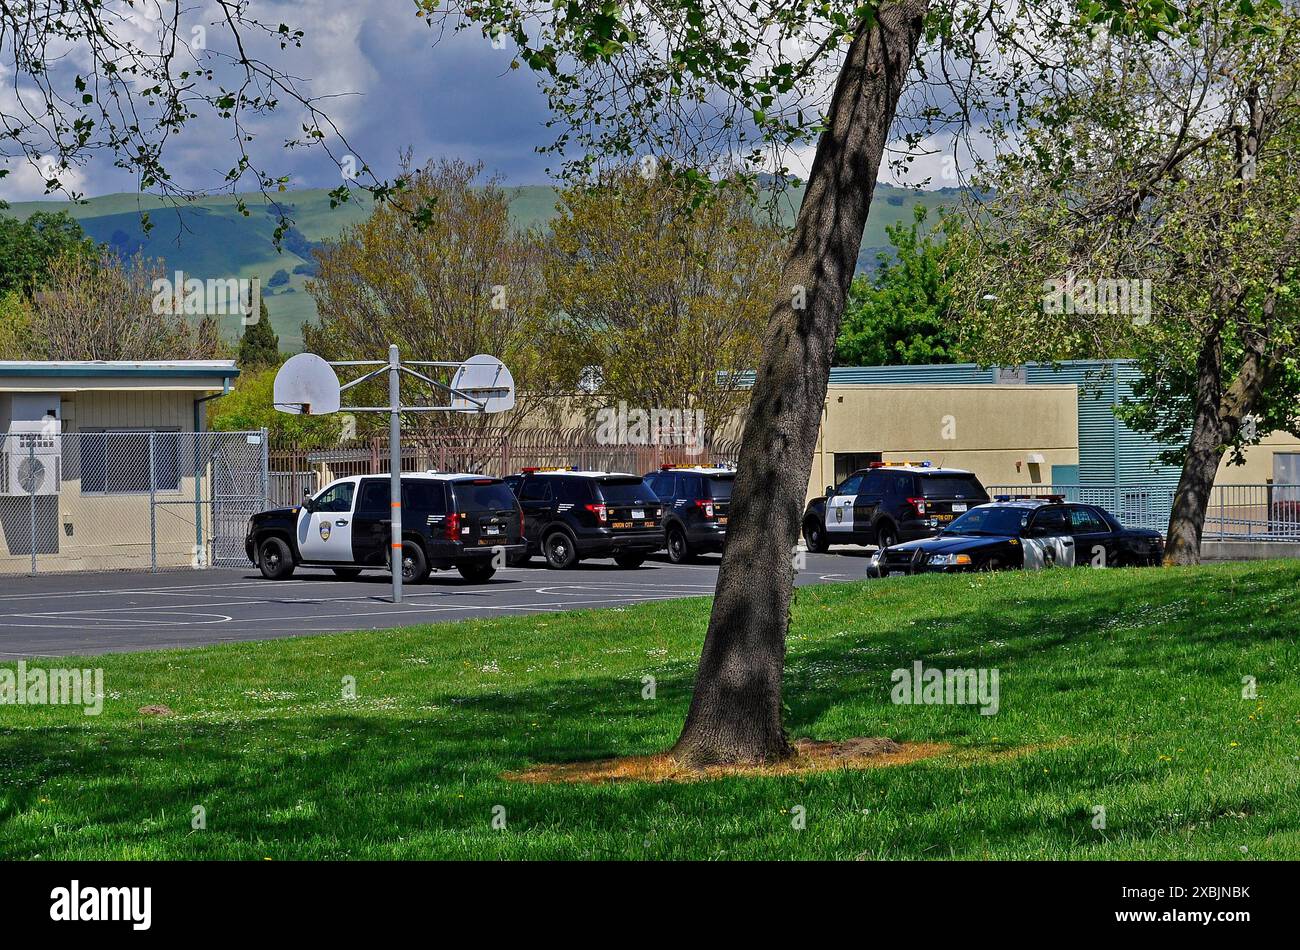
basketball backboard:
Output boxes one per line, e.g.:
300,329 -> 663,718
273,353 -> 341,415
450,354 -> 515,413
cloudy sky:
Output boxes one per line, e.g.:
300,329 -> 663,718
1,0 -> 955,201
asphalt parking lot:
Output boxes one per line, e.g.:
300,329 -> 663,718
0,551 -> 871,657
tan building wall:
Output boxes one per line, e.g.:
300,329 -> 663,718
1,389 -> 216,574
1217,431 -> 1300,484
808,384 -> 1080,501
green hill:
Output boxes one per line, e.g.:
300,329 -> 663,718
8,183 -> 959,352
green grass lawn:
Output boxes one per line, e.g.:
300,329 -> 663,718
2,561 -> 1297,860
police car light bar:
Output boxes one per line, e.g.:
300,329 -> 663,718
869,460 -> 932,468
995,493 -> 1066,503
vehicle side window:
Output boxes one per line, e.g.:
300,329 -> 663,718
835,474 -> 864,496
860,471 -> 887,493
560,478 -> 593,503
1031,507 -> 1071,534
404,481 -> 445,512
682,475 -> 703,498
1069,506 -> 1108,532
356,479 -> 388,514
520,478 -> 551,502
314,482 -> 355,513
502,475 -> 523,495
891,473 -> 913,496
648,474 -> 672,497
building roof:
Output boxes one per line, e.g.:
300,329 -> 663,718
0,360 -> 239,379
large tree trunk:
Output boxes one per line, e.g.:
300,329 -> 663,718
1165,331 -> 1270,566
670,1 -> 929,768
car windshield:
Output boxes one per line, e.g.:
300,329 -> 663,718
597,477 -> 657,504
454,480 -> 517,511
706,476 -> 734,500
944,505 -> 1030,535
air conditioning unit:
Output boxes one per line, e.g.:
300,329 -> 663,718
2,449 -> 61,499
2,426 -> 62,496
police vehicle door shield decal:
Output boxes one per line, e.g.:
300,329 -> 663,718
1021,535 -> 1075,570
827,491 -> 854,533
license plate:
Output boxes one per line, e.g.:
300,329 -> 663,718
718,516 -> 728,525
632,509 -> 645,520
612,521 -> 632,529
952,503 -> 967,512
485,526 -> 500,535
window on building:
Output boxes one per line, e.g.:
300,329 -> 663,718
80,429 -> 182,495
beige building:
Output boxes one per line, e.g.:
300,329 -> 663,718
0,361 -> 242,574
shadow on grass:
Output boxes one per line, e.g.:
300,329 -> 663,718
1,562 -> 1296,858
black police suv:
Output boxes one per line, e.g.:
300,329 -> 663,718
802,462 -> 989,552
869,496 -> 1165,576
644,465 -> 734,563
503,468 -> 664,569
246,473 -> 524,584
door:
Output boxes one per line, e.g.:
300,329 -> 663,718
298,480 -> 356,562
519,476 -> 554,547
853,470 -> 890,541
825,473 -> 863,535
1022,506 -> 1075,569
351,478 -> 392,565
1068,504 -> 1116,568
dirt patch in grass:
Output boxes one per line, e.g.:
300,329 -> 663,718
506,737 -> 955,785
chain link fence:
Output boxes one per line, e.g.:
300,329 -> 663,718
0,430 -> 268,575
986,483 -> 1300,540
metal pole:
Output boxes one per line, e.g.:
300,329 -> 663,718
389,344 -> 403,604
28,441 -> 37,576
149,432 -> 158,573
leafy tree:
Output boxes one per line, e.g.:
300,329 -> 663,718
238,299 -> 282,369
0,291 -> 34,359
951,0 -> 1300,564
836,206 -> 957,366
304,157 -> 551,456
0,207 -> 98,296
24,250 -> 228,360
543,167 -> 783,443
208,367 -> 344,448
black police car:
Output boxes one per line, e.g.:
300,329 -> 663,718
503,468 -> 664,569
802,461 -> 989,552
246,472 -> 524,584
644,464 -> 734,563
869,496 -> 1165,576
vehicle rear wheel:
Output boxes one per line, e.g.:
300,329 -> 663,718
457,562 -> 497,583
257,537 -> 296,580
803,519 -> 829,554
543,531 -> 578,569
666,526 -> 692,563
613,553 -> 646,569
874,522 -> 898,550
331,567 -> 362,579
391,540 -> 429,583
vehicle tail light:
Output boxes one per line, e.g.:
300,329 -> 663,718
907,497 -> 927,515
519,508 -> 525,536
585,503 -> 608,524
695,499 -> 715,519
445,512 -> 460,541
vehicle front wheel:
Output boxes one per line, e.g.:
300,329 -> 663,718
613,553 -> 646,569
803,520 -> 829,553
331,567 -> 362,579
543,531 -> 578,569
392,540 -> 429,583
666,527 -> 692,564
457,562 -> 497,583
257,537 -> 296,580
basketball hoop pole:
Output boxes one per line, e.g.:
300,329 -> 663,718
388,344 -> 403,604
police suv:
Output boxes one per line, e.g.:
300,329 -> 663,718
246,472 -> 525,584
503,468 -> 664,568
643,464 -> 735,563
802,461 -> 989,552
